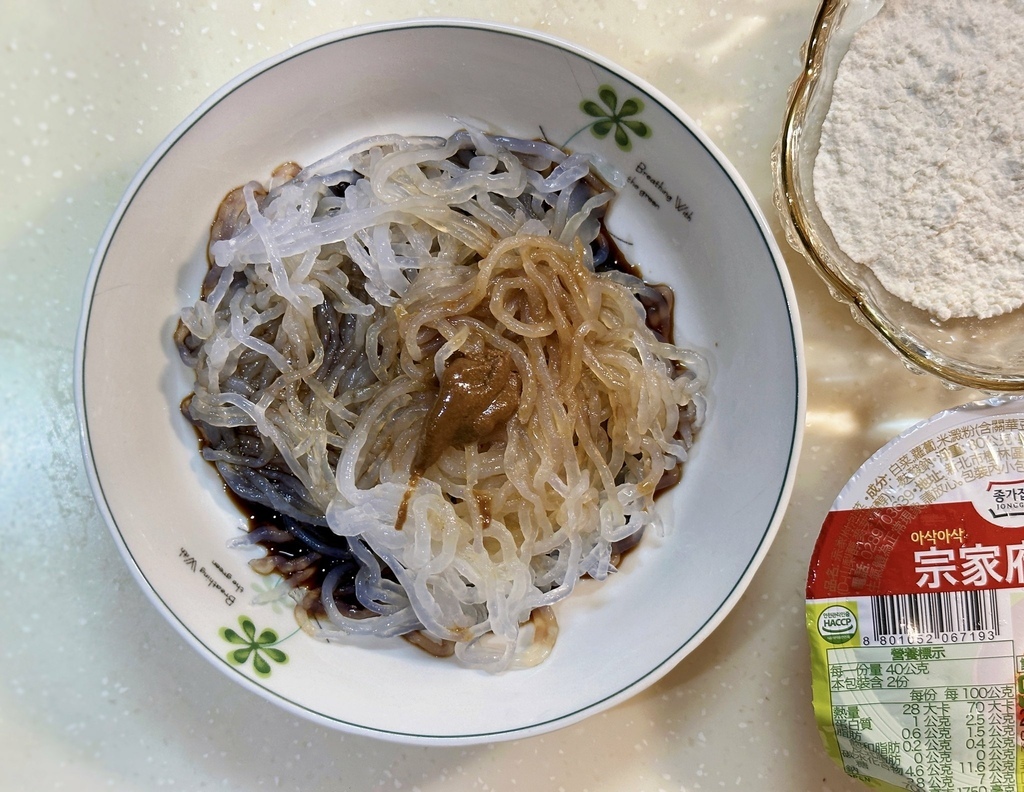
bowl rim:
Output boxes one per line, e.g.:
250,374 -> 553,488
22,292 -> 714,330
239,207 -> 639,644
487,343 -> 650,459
775,0 -> 1024,392
74,17 -> 806,743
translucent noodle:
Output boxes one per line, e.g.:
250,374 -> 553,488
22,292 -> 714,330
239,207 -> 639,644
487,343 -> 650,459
176,130 -> 707,672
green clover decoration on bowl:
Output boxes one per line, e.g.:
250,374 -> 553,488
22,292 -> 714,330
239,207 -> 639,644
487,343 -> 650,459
576,85 -> 652,151
220,615 -> 292,678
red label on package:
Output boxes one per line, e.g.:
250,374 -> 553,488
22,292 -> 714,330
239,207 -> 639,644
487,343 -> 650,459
808,498 -> 1024,599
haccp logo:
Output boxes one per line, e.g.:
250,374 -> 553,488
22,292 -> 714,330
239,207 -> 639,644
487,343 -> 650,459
817,605 -> 857,645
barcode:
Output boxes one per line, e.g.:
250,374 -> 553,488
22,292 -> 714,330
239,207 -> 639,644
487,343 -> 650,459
869,590 -> 1001,640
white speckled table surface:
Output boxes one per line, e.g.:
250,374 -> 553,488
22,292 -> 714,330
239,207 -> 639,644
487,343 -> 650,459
0,1 -> 983,790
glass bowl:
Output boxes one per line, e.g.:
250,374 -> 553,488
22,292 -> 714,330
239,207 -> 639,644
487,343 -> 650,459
774,0 -> 1024,391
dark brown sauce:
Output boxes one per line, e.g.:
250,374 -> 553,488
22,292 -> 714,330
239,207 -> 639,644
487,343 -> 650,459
594,229 -> 642,279
205,455 -> 363,619
184,217 -> 687,625
593,230 -> 675,345
402,629 -> 455,657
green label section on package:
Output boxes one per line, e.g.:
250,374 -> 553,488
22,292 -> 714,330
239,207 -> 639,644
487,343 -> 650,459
808,600 -> 1024,792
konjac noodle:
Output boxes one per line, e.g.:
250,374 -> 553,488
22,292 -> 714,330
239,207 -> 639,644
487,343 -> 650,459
175,129 -> 707,671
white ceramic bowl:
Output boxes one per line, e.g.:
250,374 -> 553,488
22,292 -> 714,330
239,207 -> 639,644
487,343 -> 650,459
75,20 -> 804,744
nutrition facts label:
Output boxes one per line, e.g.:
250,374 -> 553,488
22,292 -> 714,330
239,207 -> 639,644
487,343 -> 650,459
826,641 -> 1016,791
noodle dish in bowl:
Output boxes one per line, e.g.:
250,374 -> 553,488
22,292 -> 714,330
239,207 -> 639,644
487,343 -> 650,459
76,20 -> 804,743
